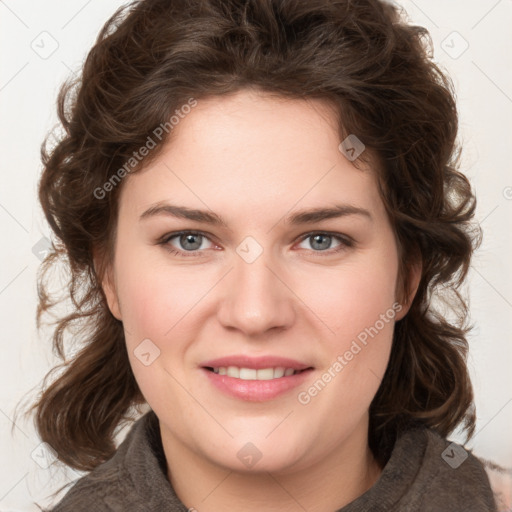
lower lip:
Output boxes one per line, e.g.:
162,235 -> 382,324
202,368 -> 313,401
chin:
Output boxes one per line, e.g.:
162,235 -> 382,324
197,434 -> 309,474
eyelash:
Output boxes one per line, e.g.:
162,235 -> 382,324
158,230 -> 354,258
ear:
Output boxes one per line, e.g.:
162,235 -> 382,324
394,258 -> 422,322
94,250 -> 122,321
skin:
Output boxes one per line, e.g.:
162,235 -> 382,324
102,89 -> 420,512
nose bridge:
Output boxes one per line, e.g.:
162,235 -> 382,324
217,240 -> 295,335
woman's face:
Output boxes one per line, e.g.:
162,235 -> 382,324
103,89 -> 412,474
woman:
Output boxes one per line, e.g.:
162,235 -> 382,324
32,0 -> 498,510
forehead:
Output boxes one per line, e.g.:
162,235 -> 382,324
119,90 -> 385,225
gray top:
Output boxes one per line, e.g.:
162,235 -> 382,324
47,411 -> 497,511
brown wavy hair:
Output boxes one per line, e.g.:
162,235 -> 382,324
29,0 -> 481,471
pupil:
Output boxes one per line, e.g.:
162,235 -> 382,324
312,234 -> 330,250
181,234 -> 202,250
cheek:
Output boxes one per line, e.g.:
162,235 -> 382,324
116,272 -> 167,339
113,255 -> 192,404
114,246 -> 204,339
296,262 -> 399,429
295,246 -> 400,405
302,252 -> 399,339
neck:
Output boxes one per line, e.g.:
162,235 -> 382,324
160,416 -> 382,512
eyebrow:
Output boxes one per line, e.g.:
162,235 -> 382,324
139,202 -> 372,227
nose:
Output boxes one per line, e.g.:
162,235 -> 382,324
216,246 -> 296,337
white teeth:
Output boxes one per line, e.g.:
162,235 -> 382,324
211,366 -> 300,380
256,368 -> 275,380
239,368 -> 257,380
273,367 -> 285,378
227,366 -> 239,378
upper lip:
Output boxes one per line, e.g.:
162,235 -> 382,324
200,355 -> 312,370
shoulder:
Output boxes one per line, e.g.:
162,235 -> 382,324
45,412 -> 161,512
349,426 -> 499,511
45,466 -> 130,512
398,427 -> 498,511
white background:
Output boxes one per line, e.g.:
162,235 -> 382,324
0,0 -> 511,510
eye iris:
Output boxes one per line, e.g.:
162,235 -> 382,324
180,233 -> 202,251
311,234 -> 331,251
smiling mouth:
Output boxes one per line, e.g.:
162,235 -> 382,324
204,366 -> 312,380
